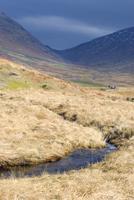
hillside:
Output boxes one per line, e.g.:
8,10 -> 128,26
0,58 -> 133,199
56,27 -> 134,73
0,12 -> 58,60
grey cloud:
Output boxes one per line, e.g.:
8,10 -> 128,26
19,16 -> 113,36
1,0 -> 134,48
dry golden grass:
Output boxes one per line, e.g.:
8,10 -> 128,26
0,89 -> 104,167
0,138 -> 133,200
0,58 -> 133,200
0,58 -> 105,167
27,88 -> 134,144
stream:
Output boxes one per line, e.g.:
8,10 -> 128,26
0,144 -> 117,178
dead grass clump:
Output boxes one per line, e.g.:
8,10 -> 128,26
0,90 -> 104,167
27,90 -> 134,144
0,139 -> 133,200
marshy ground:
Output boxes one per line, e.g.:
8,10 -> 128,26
0,58 -> 133,199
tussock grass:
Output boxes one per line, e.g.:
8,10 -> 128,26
0,89 -> 104,167
0,58 -> 133,200
31,89 -> 134,144
0,85 -> 133,167
0,139 -> 133,200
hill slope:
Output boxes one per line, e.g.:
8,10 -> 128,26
0,12 -> 58,60
56,27 -> 134,72
0,58 -> 133,199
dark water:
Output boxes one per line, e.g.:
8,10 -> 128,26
0,144 -> 117,178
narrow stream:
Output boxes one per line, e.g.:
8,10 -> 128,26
0,144 -> 117,178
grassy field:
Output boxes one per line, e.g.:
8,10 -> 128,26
0,58 -> 133,199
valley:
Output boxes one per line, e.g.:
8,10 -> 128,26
0,12 -> 133,200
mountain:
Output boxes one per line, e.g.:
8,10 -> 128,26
0,12 -> 58,60
55,27 -> 134,72
0,12 -> 133,85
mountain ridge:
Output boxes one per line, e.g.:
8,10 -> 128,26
0,12 -> 134,76
0,12 -> 59,60
55,26 -> 134,72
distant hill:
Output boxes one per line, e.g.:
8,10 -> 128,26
0,12 -> 133,85
0,12 -> 58,60
55,27 -> 134,73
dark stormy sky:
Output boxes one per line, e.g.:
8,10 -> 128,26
0,0 -> 134,49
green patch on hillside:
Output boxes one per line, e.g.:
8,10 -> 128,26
0,63 -> 38,90
6,80 -> 32,90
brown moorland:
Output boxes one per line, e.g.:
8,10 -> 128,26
0,58 -> 133,200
